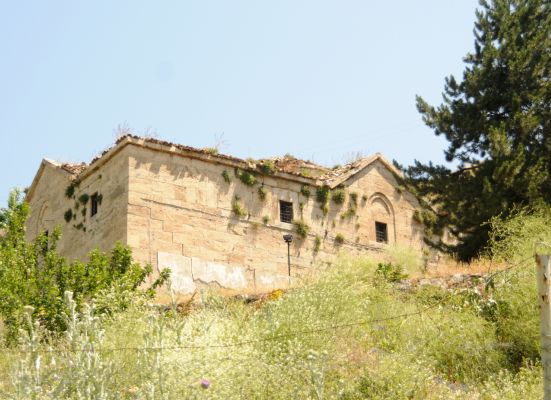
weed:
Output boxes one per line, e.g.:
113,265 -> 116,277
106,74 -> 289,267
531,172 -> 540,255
334,233 -> 345,245
375,262 -> 408,282
78,193 -> 89,204
257,160 -> 276,175
314,235 -> 321,253
221,170 -> 231,184
293,220 -> 310,238
332,188 -> 346,205
203,147 -> 219,155
258,186 -> 267,201
300,185 -> 311,198
232,196 -> 247,218
262,216 -> 269,225
236,169 -> 256,186
64,209 -> 73,223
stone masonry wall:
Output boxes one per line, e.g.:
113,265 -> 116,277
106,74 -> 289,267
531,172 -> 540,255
26,147 -> 130,261
125,144 -> 424,295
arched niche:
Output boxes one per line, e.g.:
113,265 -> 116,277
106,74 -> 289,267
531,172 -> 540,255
368,192 -> 396,244
36,201 -> 53,237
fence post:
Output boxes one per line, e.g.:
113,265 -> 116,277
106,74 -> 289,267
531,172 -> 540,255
536,254 -> 551,400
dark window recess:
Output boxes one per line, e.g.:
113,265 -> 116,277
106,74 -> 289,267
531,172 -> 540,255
91,194 -> 99,217
375,222 -> 388,243
279,201 -> 294,223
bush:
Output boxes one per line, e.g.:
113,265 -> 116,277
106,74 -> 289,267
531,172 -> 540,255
375,262 -> 408,282
0,190 -> 169,342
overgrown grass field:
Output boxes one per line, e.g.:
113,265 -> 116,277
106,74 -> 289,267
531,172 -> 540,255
1,198 -> 550,399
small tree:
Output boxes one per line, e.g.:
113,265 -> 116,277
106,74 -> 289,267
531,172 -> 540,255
0,189 -> 169,342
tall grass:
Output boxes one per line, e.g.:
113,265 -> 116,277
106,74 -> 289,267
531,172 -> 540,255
1,206 -> 550,398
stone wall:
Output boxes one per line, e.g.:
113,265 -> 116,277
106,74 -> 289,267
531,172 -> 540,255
125,144 -> 424,294
26,147 -> 130,261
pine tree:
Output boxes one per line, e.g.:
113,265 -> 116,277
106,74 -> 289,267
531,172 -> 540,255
401,0 -> 550,260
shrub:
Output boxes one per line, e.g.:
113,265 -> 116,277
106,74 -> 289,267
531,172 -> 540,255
334,233 -> 345,245
332,188 -> 346,204
300,185 -> 311,198
262,216 -> 269,225
375,262 -> 408,282
0,190 -> 169,341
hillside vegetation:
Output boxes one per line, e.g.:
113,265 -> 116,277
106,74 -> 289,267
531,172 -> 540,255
0,194 -> 550,398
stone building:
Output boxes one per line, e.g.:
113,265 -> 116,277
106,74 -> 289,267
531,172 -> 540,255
26,135 -> 424,294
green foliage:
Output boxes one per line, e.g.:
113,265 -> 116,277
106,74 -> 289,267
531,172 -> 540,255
63,208 -> 73,223
257,160 -> 276,175
78,193 -> 89,204
300,185 -> 311,198
316,185 -> 330,215
235,169 -> 256,186
0,190 -> 169,342
375,262 -> 408,282
340,208 -> 356,220
334,233 -> 345,245
257,185 -> 267,201
65,181 -> 79,198
262,215 -> 269,225
313,235 -> 321,253
293,220 -> 310,239
401,0 -> 551,260
231,196 -> 247,218
331,188 -> 346,204
221,169 -> 231,183
0,250 -> 545,398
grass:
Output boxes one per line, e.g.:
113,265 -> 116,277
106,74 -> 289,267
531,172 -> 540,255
1,206 -> 549,399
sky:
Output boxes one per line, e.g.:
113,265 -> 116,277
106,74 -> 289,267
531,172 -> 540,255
0,0 -> 480,207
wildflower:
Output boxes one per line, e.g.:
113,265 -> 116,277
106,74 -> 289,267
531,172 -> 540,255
201,379 -> 210,389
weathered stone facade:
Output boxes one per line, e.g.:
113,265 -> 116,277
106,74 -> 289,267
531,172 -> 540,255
26,135 -> 424,295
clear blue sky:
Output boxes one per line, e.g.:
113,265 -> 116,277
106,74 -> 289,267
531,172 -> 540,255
1,0 -> 480,207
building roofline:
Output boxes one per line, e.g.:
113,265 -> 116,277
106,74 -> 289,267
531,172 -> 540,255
27,135 -> 406,199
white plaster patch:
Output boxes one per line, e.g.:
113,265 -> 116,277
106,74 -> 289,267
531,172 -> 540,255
158,252 -> 196,294
191,258 -> 248,289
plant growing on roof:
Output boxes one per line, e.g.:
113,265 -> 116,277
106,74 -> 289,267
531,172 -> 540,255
293,220 -> 310,239
257,160 -> 276,175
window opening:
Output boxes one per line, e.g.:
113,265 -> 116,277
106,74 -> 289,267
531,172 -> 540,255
375,222 -> 388,243
279,201 -> 293,223
91,193 -> 99,217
